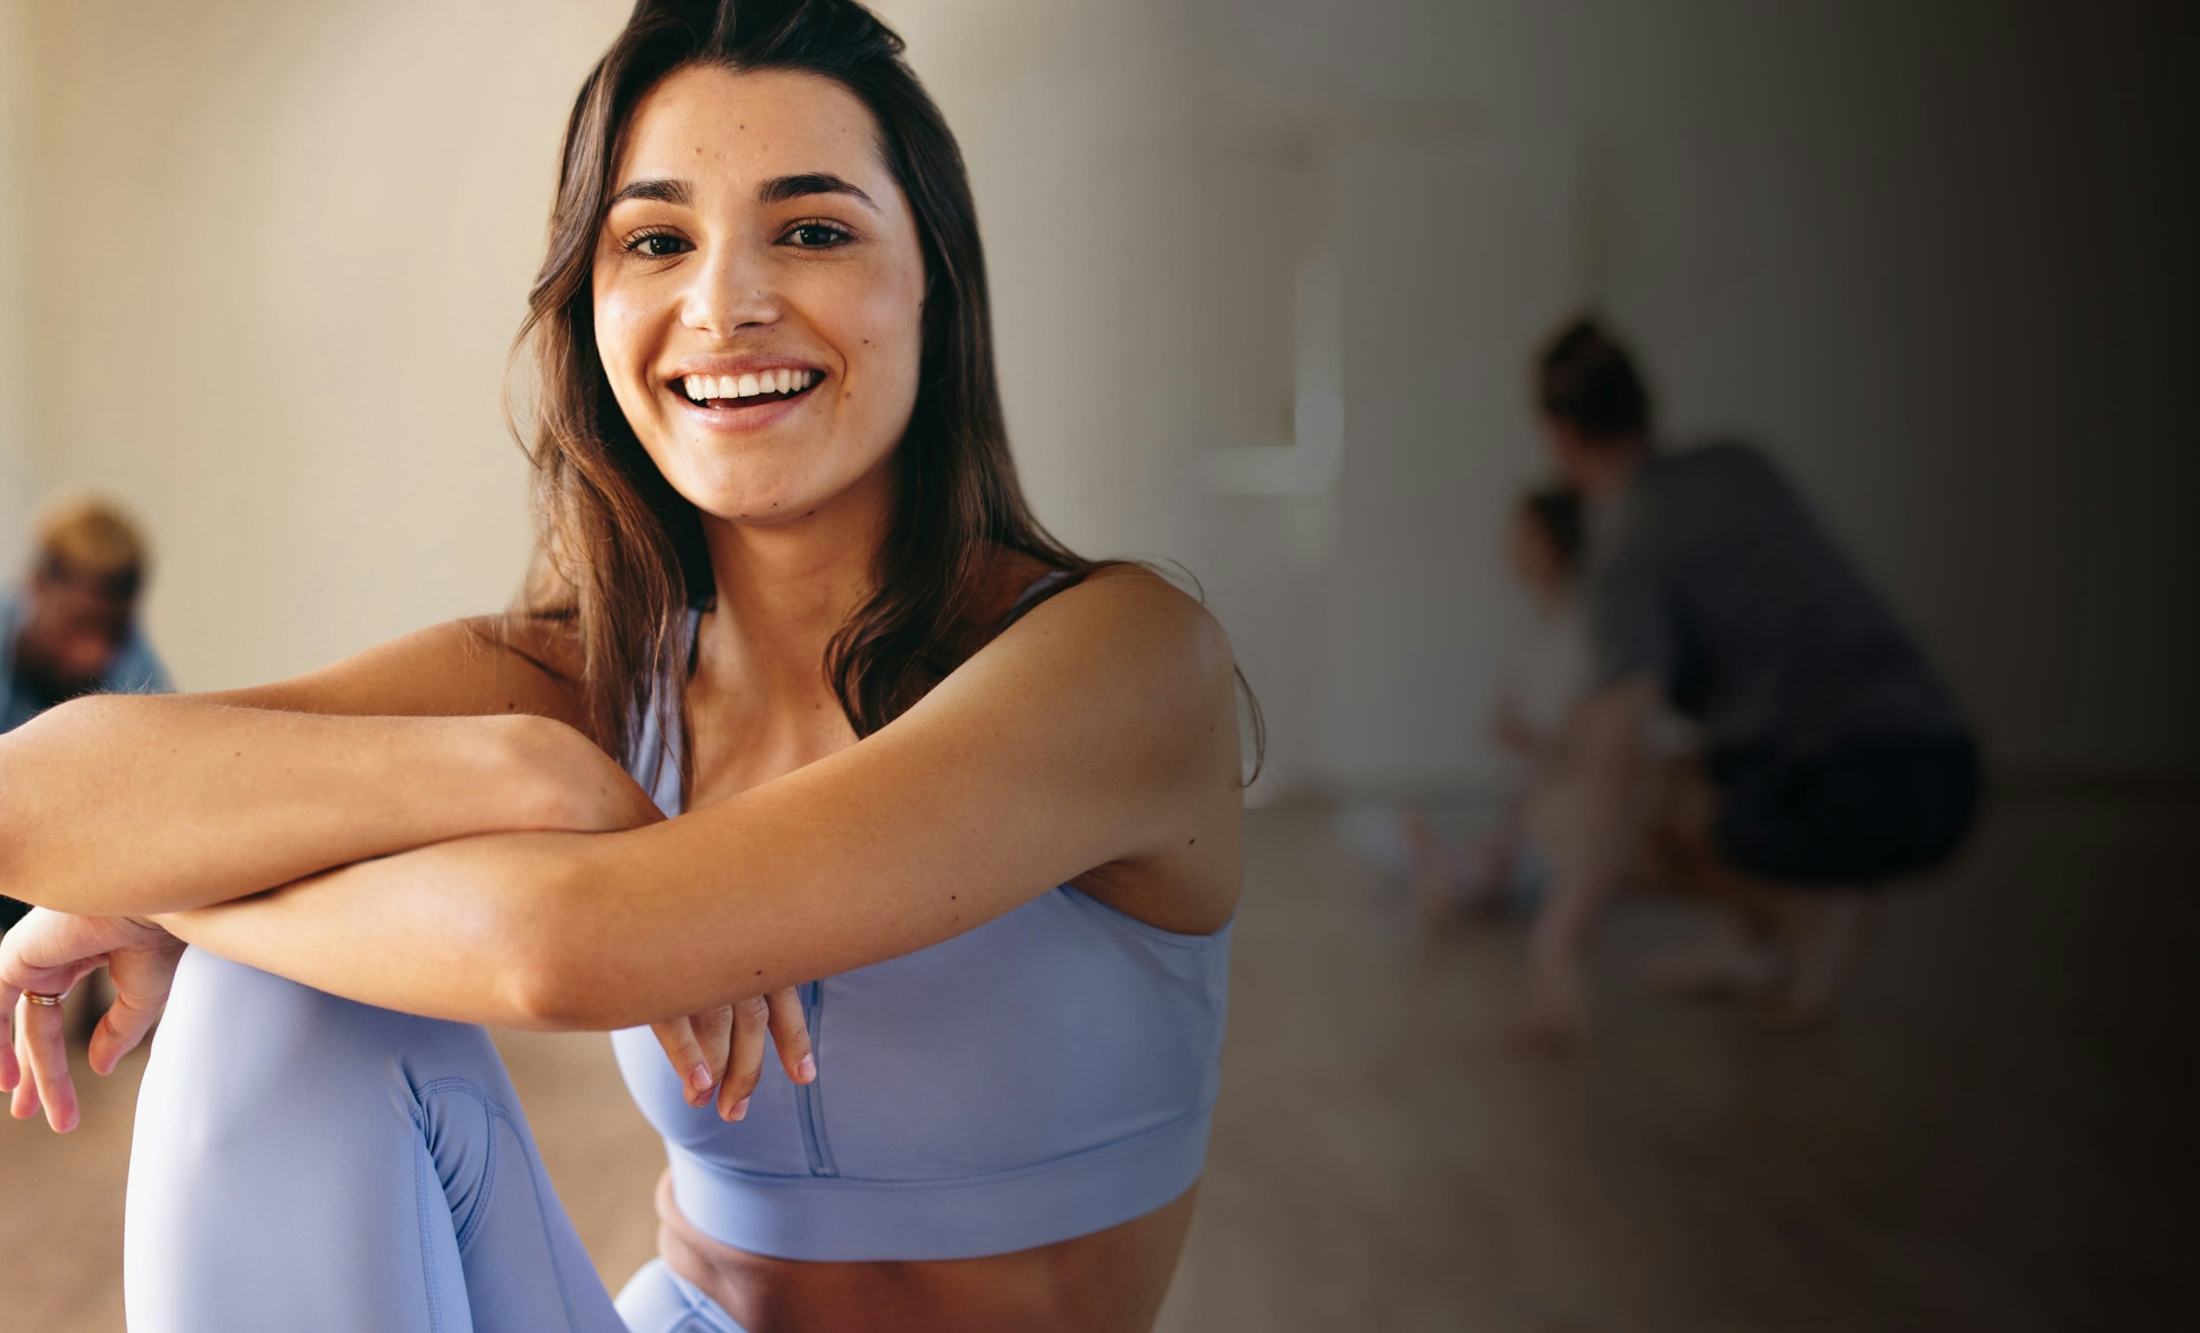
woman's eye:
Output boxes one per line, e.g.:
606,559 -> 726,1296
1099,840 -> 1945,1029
623,231 -> 691,258
783,222 -> 853,249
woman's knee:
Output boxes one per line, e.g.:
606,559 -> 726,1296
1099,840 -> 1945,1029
143,947 -> 501,1152
168,946 -> 487,1073
158,950 -> 374,1106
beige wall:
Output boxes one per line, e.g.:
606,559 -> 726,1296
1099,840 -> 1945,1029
10,0 -> 2193,779
13,0 -> 1228,696
18,0 -> 635,688
1184,0 -> 2200,784
0,0 -> 38,538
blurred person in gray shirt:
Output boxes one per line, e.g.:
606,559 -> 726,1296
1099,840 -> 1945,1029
1519,319 -> 1978,1041
0,493 -> 172,936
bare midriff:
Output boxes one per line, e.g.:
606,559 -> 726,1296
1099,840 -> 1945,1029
653,1172 -> 1199,1333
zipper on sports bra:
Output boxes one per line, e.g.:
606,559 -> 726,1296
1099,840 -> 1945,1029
795,981 -> 839,1178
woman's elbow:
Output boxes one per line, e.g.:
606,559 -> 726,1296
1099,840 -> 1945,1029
494,856 -> 626,1031
502,953 -> 614,1031
0,698 -> 128,904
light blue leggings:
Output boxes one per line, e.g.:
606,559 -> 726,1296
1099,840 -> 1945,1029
125,948 -> 749,1332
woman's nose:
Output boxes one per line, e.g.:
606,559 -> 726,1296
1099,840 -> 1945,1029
681,244 -> 780,335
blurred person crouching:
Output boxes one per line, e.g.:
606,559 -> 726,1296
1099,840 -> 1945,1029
0,494 -> 172,944
1518,318 -> 1980,1041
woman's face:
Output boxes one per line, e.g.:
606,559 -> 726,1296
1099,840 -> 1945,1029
593,65 -> 927,527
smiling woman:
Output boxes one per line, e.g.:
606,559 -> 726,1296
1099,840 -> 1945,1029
0,2 -> 1247,1332
518,21 -> 1087,776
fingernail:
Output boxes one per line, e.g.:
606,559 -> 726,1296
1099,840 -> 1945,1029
730,1096 -> 750,1122
797,1055 -> 816,1083
687,1064 -> 714,1099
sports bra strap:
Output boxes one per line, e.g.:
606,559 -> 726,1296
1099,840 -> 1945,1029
998,567 -> 1077,632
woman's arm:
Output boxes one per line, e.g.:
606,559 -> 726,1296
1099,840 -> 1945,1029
0,619 -> 654,917
161,573 -> 1245,1030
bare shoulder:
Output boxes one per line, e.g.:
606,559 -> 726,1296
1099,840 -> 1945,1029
988,563 -> 1241,804
1023,567 -> 1242,929
1012,564 -> 1235,690
926,562 -> 1240,763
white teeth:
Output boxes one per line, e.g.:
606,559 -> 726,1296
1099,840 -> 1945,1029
682,369 -> 815,403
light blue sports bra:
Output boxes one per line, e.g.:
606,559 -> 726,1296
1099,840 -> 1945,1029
608,591 -> 1232,1263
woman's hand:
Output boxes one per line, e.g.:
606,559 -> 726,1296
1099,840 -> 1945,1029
2,909 -> 185,1132
650,990 -> 815,1121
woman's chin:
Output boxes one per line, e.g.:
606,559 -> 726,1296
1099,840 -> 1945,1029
686,457 -> 896,532
687,481 -> 862,530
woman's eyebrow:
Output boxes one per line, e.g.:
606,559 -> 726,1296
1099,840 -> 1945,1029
759,172 -> 879,211
608,178 -> 691,207
605,172 -> 878,211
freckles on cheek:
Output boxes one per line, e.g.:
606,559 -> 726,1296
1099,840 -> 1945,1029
846,279 -> 925,405
593,293 -> 650,401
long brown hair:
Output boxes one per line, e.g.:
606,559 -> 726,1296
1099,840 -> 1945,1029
512,0 -> 1094,781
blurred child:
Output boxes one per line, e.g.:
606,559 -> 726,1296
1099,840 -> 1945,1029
1407,487 -> 1589,924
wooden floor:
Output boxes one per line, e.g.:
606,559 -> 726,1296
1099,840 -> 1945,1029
4,786 -> 2193,1331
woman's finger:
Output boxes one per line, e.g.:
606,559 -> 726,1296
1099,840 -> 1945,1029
648,1015 -> 718,1108
89,943 -> 182,1077
689,1005 -> 734,1094
717,995 -> 770,1122
20,995 -> 78,1132
0,984 -> 19,1093
764,987 -> 816,1086
8,1001 -> 36,1119
88,988 -> 163,1077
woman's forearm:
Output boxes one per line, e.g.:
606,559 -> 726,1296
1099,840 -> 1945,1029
157,831 -> 599,1029
0,695 -> 617,916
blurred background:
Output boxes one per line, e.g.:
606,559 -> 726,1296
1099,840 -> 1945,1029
1,1 -> 2194,1329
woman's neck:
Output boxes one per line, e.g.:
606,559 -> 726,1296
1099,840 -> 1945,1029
695,468 -> 890,715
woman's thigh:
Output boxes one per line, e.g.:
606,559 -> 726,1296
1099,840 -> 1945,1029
125,949 -> 625,1333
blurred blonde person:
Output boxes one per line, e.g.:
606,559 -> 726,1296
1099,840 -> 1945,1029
0,495 -> 170,938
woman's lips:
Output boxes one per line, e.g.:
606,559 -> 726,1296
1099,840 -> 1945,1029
667,370 -> 823,430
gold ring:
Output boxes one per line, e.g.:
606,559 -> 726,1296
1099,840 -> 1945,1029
22,992 -> 65,1007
